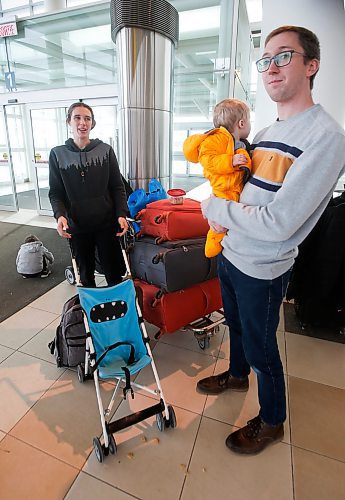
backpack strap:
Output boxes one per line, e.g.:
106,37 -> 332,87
48,340 -> 55,355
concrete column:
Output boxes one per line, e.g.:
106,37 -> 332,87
254,0 -> 345,133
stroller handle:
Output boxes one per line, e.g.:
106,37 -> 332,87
119,219 -> 136,277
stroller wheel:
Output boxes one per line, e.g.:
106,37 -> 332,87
65,266 -> 76,285
108,433 -> 117,455
167,405 -> 177,429
93,437 -> 104,463
156,412 -> 165,432
77,364 -> 85,383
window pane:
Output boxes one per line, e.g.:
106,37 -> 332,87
6,7 -> 116,92
11,151 -> 29,182
33,5 -> 45,14
6,109 -> 24,149
3,7 -> 30,17
172,160 -> 187,175
1,0 -> 28,8
85,105 -> 118,154
188,162 -> 203,176
173,130 -> 187,153
31,108 -> 67,163
67,0 -> 96,6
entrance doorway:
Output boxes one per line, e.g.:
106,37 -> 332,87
0,98 -> 119,216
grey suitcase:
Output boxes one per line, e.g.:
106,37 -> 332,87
130,236 -> 217,293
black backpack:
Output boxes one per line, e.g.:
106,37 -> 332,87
48,294 -> 86,367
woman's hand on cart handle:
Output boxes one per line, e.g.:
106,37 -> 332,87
57,216 -> 71,238
116,217 -> 129,237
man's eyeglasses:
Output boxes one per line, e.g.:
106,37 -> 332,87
256,50 -> 305,73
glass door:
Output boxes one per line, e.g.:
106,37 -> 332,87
28,98 -> 119,215
0,107 -> 18,211
28,102 -> 71,215
4,104 -> 36,211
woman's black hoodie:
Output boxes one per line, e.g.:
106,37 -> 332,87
49,138 -> 127,234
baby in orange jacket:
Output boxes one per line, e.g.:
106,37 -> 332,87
183,98 -> 252,257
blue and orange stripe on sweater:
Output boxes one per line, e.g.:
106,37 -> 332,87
248,141 -> 303,192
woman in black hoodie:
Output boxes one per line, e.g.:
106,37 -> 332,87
49,102 -> 128,287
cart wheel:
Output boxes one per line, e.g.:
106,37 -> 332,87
93,437 -> 104,463
77,364 -> 85,383
167,405 -> 177,429
156,412 -> 165,432
65,266 -> 76,285
197,337 -> 210,350
107,433 -> 117,454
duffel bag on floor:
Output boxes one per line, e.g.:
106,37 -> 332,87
134,277 -> 222,335
130,236 -> 217,292
48,294 -> 86,367
137,198 -> 209,242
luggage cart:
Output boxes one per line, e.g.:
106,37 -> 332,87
182,309 -> 225,350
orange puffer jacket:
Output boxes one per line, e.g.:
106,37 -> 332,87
183,126 -> 252,201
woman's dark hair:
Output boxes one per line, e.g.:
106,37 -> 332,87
265,26 -> 320,90
66,102 -> 96,129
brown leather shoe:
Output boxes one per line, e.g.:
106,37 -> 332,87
196,370 -> 249,395
226,415 -> 284,455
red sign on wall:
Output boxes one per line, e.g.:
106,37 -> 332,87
0,23 -> 17,38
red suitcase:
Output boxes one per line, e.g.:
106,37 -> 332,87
137,198 -> 209,242
134,277 -> 222,335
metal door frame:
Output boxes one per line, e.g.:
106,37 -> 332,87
0,105 -> 18,212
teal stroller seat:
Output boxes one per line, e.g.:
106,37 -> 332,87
78,280 -> 151,380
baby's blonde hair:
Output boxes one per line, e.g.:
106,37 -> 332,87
213,99 -> 250,132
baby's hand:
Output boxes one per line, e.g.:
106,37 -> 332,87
201,196 -> 212,218
209,221 -> 227,234
233,154 -> 248,167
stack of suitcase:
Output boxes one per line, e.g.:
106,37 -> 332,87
130,198 -> 223,337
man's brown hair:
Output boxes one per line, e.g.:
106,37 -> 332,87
213,99 -> 250,132
265,26 -> 320,89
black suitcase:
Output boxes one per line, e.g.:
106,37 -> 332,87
130,236 -> 217,293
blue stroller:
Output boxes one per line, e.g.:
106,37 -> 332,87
75,236 -> 176,463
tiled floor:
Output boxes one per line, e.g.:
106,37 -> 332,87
1,210 -> 345,499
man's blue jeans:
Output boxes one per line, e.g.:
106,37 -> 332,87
217,254 -> 291,426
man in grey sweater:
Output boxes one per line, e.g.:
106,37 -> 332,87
197,26 -> 345,455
